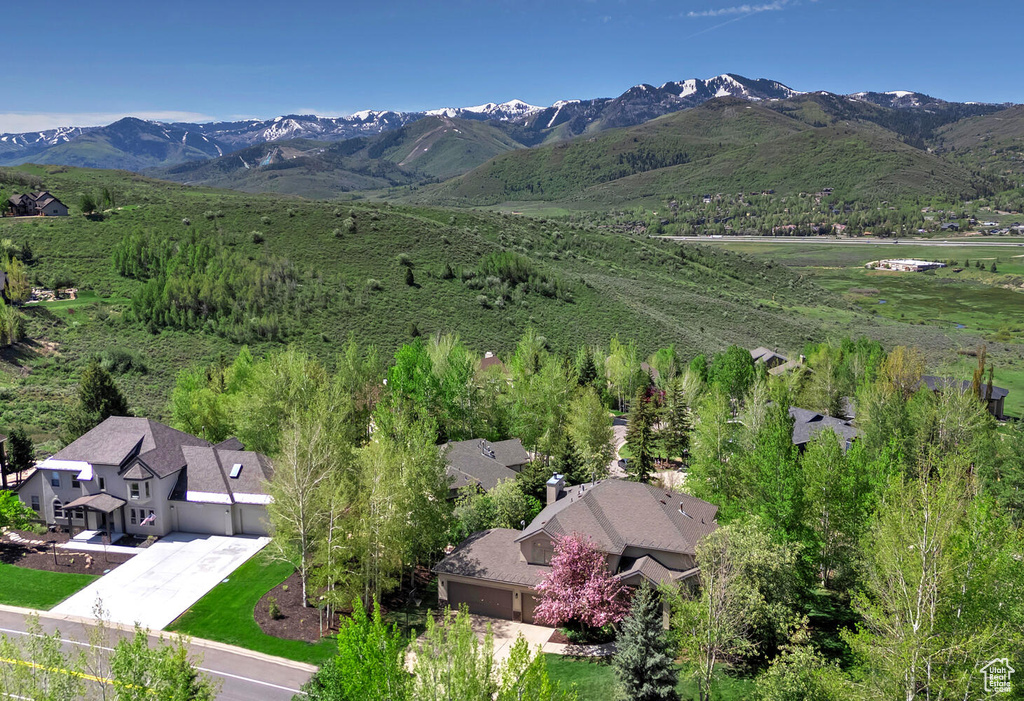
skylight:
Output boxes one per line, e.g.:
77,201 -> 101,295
229,463 -> 243,479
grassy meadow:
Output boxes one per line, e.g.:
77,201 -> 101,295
704,239 -> 1024,415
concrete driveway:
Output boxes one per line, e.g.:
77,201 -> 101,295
51,532 -> 269,630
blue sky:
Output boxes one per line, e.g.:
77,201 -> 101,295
2,0 -> 1022,132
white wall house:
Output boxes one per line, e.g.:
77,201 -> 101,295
17,417 -> 273,540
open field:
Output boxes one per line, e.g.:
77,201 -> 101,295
692,239 -> 1024,416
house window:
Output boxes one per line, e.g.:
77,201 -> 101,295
30,496 -> 39,512
144,482 -> 150,499
50,472 -> 61,488
52,500 -> 64,520
129,483 -> 140,500
72,508 -> 85,521
129,508 -> 137,526
99,477 -> 106,491
72,477 -> 81,489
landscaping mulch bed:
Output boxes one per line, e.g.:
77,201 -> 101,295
254,565 -> 437,643
0,540 -> 132,575
255,571 -> 342,643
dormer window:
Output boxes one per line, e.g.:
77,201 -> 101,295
129,482 -> 140,500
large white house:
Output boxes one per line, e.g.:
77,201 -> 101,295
16,417 -> 273,540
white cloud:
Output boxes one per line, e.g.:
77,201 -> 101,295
687,1 -> 787,18
0,111 -> 218,133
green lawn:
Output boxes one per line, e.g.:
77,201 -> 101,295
166,550 -> 336,666
544,655 -> 755,701
0,563 -> 97,609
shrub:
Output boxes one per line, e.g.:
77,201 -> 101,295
261,215 -> 271,225
181,218 -> 191,226
366,278 -> 383,292
96,348 -> 148,375
267,597 -> 283,620
476,294 -> 489,308
396,253 -> 413,267
251,231 -> 264,244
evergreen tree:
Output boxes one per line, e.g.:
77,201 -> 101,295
64,359 -> 130,440
660,376 -> 692,462
575,345 -> 597,387
405,266 -> 415,286
612,583 -> 679,701
4,427 -> 33,489
625,385 -> 656,482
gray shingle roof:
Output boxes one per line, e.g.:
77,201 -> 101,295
433,528 -> 547,586
921,375 -> 1009,400
616,554 -> 676,586
443,438 -> 530,492
51,417 -> 211,477
789,407 -> 860,446
172,446 -> 273,501
517,480 -> 718,557
63,492 -> 127,513
751,347 -> 788,365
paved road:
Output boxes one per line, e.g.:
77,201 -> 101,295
655,235 -> 1024,247
0,606 -> 314,700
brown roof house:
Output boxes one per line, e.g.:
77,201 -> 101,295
443,438 -> 530,495
7,191 -> 69,217
17,417 -> 273,542
433,477 -> 718,624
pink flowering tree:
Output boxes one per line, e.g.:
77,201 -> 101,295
533,532 -> 629,630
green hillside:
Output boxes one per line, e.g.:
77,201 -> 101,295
934,104 -> 1024,177
152,116 -> 527,197
401,99 -> 984,208
0,163 -> 978,443
576,122 -> 981,207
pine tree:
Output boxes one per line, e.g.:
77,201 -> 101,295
660,376 -> 692,462
613,583 -> 679,701
64,359 -> 130,440
575,345 -> 597,387
625,385 -> 656,482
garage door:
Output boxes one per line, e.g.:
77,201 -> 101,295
522,593 -> 540,624
448,581 -> 513,620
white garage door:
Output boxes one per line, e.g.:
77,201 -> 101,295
175,502 -> 228,535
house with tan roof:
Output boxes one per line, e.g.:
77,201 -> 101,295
16,417 -> 272,542
433,477 -> 718,624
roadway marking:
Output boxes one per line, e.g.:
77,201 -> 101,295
0,626 -> 303,695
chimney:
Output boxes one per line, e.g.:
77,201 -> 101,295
546,473 -> 565,506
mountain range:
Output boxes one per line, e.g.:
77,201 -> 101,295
0,74 -> 1007,173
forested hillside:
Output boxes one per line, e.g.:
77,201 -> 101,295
403,99 -> 987,208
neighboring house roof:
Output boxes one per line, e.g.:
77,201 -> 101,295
789,407 -> 860,446
750,347 -> 788,365
768,358 -> 804,376
517,480 -> 718,557
921,375 -> 1009,401
443,438 -> 530,492
172,446 -> 273,504
433,528 -> 547,587
0,270 -> 7,296
480,352 -> 505,373
47,416 -> 211,478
